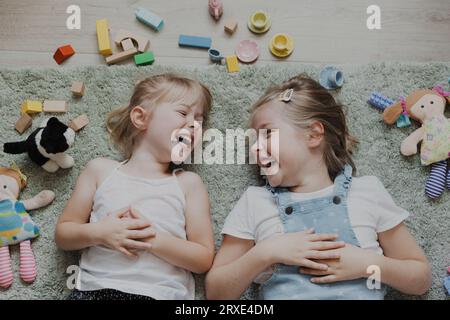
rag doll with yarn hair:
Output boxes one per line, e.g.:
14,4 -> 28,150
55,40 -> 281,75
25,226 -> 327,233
383,85 -> 450,199
0,165 -> 55,288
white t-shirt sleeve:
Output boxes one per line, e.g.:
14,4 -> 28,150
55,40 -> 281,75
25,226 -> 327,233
221,189 -> 255,240
370,177 -> 410,233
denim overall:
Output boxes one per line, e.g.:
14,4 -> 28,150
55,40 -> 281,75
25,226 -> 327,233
260,165 -> 385,300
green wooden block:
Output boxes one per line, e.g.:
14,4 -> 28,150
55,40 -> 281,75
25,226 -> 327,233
134,51 -> 155,66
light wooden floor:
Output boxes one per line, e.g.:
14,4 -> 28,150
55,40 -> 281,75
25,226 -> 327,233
0,0 -> 449,68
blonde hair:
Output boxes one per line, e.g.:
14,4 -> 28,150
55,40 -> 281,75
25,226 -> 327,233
251,75 -> 357,180
106,73 -> 212,159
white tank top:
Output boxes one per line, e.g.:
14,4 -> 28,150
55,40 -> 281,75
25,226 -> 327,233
76,161 -> 194,300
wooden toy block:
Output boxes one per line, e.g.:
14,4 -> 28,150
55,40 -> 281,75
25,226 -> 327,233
71,81 -> 85,97
120,38 -> 135,51
135,7 -> 164,31
224,21 -> 238,34
21,100 -> 43,115
225,55 -> 239,73
43,100 -> 68,113
15,113 -> 32,134
134,51 -> 155,66
53,45 -> 75,64
96,19 -> 112,56
178,35 -> 212,50
105,48 -> 138,65
69,114 -> 89,132
114,29 -> 150,53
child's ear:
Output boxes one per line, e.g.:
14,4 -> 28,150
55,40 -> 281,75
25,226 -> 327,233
308,121 -> 325,147
383,102 -> 403,125
130,105 -> 151,130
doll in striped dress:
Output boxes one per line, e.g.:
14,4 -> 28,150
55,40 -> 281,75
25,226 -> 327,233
0,165 -> 55,288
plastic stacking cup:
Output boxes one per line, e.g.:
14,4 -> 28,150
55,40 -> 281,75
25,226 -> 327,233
273,34 -> 288,52
251,11 -> 267,30
208,48 -> 223,63
328,69 -> 343,88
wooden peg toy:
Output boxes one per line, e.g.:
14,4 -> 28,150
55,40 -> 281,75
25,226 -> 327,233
224,21 -> 237,34
43,100 -> 68,113
69,114 -> 89,132
71,81 -> 85,97
120,38 -> 135,51
96,19 -> 112,56
53,45 -> 75,65
15,113 -> 32,134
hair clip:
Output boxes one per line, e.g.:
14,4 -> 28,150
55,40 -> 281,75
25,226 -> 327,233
279,88 -> 293,102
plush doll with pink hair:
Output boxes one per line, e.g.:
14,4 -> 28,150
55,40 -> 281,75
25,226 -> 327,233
0,165 -> 55,288
383,85 -> 450,199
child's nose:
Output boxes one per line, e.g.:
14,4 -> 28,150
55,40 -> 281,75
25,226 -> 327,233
186,113 -> 194,127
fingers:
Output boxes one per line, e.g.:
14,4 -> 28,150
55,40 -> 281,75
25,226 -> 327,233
305,250 -> 341,260
113,206 -> 131,218
299,267 -> 333,276
127,228 -> 156,240
307,233 -> 339,242
129,207 -> 143,219
302,228 -> 315,235
124,218 -> 151,230
118,246 -> 137,258
299,259 -> 329,271
311,275 -> 338,284
310,241 -> 345,251
123,239 -> 153,251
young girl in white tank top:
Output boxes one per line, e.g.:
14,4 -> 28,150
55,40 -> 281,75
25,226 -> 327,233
55,74 -> 215,300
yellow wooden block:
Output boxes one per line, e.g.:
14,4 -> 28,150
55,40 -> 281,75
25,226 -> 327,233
96,19 -> 112,56
21,100 -> 42,115
226,55 -> 240,73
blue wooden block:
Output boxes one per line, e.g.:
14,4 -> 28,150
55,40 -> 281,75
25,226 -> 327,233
178,35 -> 212,50
135,8 -> 164,31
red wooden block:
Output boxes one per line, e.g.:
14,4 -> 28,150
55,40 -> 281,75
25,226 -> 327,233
53,45 -> 75,64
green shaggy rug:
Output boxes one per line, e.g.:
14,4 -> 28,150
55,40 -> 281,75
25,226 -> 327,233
0,62 -> 449,300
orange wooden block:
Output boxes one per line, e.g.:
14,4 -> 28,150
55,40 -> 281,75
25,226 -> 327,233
53,45 -> 75,64
15,113 -> 32,134
224,21 -> 238,34
71,81 -> 85,97
69,114 -> 89,132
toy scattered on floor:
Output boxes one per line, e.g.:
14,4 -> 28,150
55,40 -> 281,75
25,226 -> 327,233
368,92 -> 394,110
178,35 -> 212,50
21,100 -> 42,115
3,117 -> 76,173
248,11 -> 271,34
69,114 -> 89,132
319,65 -> 343,90
134,51 -> 155,66
224,20 -> 238,34
208,0 -> 223,20
383,85 -> 450,199
235,39 -> 259,63
43,100 -> 68,113
208,48 -> 223,63
135,7 -> 164,31
368,93 -> 411,128
53,44 -> 75,65
96,19 -> 112,56
225,55 -> 239,73
105,48 -> 138,65
15,113 -> 32,134
269,33 -> 294,58
71,81 -> 85,97
114,30 -> 150,53
0,164 -> 55,288
121,38 -> 135,51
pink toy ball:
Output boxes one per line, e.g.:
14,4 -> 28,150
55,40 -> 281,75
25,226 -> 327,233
235,39 -> 259,63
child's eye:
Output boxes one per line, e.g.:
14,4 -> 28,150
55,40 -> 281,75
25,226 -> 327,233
178,111 -> 187,116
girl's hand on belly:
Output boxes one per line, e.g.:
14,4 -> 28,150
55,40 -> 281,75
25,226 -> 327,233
95,206 -> 155,257
299,243 -> 378,283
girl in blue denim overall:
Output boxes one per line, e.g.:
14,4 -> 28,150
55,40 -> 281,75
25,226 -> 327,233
205,75 -> 431,300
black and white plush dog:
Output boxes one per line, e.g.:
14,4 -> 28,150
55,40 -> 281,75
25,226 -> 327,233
3,117 -> 75,172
